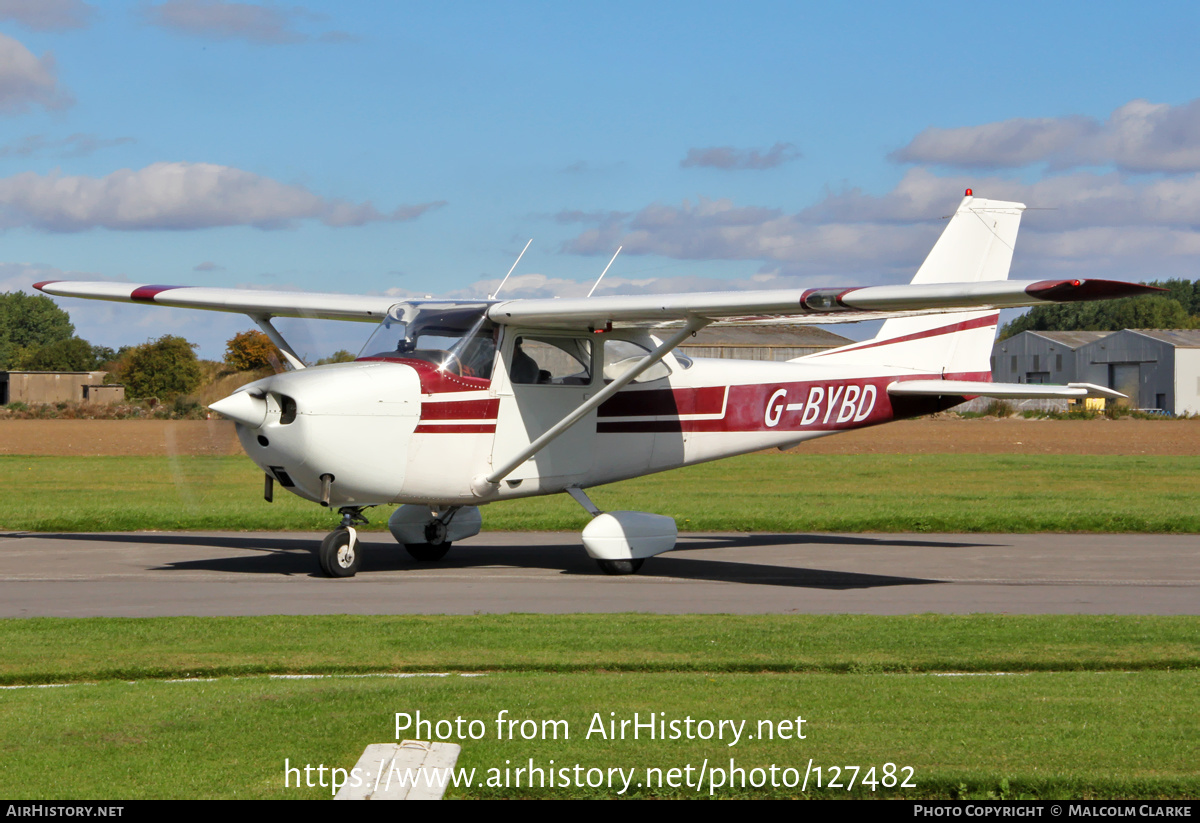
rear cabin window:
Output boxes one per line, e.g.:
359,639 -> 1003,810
603,339 -> 671,384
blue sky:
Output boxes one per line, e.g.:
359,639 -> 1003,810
2,1 -> 1199,359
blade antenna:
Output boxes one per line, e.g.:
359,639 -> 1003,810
490,238 -> 532,299
587,246 -> 622,298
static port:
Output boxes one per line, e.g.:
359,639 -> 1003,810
257,435 -> 270,447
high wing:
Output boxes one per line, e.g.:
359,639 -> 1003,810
34,277 -> 1158,329
486,278 -> 1157,329
33,280 -> 397,323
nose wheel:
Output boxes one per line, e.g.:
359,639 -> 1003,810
318,507 -> 370,577
319,527 -> 360,577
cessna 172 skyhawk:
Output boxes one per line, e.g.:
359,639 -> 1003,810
37,192 -> 1154,576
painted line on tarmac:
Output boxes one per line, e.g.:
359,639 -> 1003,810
0,672 -> 488,690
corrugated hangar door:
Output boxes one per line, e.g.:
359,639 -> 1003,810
1109,363 -> 1140,407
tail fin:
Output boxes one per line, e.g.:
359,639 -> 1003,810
806,193 -> 1025,378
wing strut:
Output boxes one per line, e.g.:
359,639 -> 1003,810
473,316 -> 710,495
250,315 -> 307,370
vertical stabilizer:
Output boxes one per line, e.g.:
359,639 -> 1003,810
804,194 -> 1025,377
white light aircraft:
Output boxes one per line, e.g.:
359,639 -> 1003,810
37,192 -> 1155,576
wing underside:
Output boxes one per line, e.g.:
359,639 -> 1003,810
33,280 -> 397,322
35,278 -> 1160,329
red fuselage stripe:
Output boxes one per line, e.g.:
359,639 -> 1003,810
598,385 -> 725,417
420,398 -> 500,420
414,424 -> 497,434
812,314 -> 997,357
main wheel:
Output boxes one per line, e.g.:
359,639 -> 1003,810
319,528 -> 361,577
405,542 -> 452,562
596,558 -> 644,575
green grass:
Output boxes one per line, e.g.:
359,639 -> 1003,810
4,453 -> 1199,533
3,452 -> 1196,798
0,615 -> 1196,799
1,615 -> 1196,685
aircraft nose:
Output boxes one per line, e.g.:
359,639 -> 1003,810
212,361 -> 422,508
209,390 -> 268,428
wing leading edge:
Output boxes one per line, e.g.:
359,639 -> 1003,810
486,278 -> 1159,329
35,278 -> 1161,330
33,281 -> 397,322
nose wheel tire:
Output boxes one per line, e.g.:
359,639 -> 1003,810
405,542 -> 452,562
596,558 -> 644,575
319,527 -> 361,577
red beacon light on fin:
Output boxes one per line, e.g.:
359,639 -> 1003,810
965,188 -> 973,197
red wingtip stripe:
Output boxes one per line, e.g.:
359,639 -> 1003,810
32,280 -> 58,292
1026,279 -> 1166,302
130,285 -> 180,302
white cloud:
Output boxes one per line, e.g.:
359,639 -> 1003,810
142,1 -> 352,44
680,142 -> 800,170
0,33 -> 72,114
0,162 -> 445,231
0,0 -> 94,31
561,194 -> 933,279
892,98 -> 1200,174
808,167 -> 1200,231
557,165 -> 1200,283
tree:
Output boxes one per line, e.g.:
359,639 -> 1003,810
16,337 -> 111,372
316,350 -> 356,365
115,336 -> 202,401
0,291 -> 75,368
224,330 -> 278,371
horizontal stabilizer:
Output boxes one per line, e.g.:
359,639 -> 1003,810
886,380 -> 1125,400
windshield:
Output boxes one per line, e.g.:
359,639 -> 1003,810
357,301 -> 497,380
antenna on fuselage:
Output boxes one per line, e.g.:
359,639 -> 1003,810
587,246 -> 622,298
490,238 -> 532,299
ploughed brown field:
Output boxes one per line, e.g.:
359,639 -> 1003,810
0,416 -> 1195,457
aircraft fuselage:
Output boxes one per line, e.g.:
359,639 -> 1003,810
229,331 -> 973,511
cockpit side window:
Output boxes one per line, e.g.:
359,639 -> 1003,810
510,336 -> 593,385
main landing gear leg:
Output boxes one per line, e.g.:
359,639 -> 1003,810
596,558 -> 644,575
319,507 -> 369,577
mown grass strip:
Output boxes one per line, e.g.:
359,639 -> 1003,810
3,453 -> 1199,533
1,671 -> 1195,799
2,614 -> 1197,685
